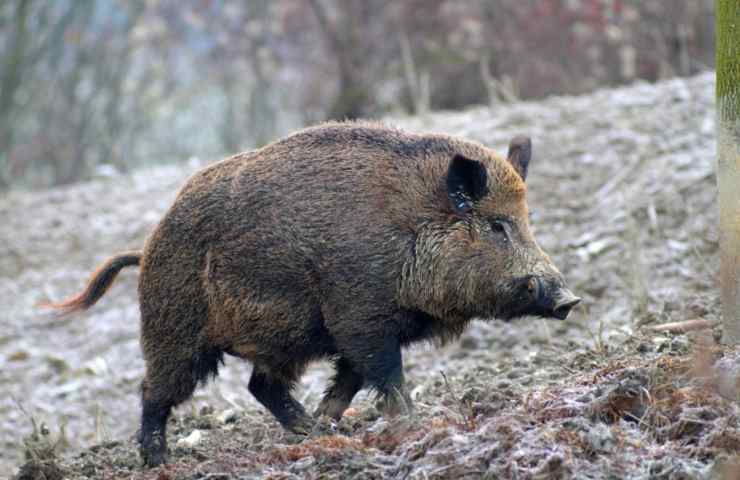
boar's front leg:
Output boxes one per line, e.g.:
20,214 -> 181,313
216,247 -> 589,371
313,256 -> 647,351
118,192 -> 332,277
248,365 -> 314,434
330,316 -> 413,417
365,335 -> 413,417
314,357 -> 364,419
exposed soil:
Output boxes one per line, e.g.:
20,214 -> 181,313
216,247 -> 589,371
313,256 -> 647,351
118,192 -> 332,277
2,72 -> 732,479
19,333 -> 740,479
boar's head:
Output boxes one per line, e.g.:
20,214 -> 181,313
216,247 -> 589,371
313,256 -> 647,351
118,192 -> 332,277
401,136 -> 580,324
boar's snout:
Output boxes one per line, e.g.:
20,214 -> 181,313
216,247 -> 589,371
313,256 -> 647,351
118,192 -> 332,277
531,277 -> 581,320
550,288 -> 581,320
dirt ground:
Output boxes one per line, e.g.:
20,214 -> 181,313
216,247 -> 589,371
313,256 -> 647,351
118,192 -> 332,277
3,72 -> 734,479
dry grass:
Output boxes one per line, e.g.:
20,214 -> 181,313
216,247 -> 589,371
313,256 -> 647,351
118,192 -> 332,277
18,332 -> 740,480
262,435 -> 366,464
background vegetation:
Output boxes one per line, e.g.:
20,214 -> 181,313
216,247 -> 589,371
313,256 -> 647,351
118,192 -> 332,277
0,0 -> 715,189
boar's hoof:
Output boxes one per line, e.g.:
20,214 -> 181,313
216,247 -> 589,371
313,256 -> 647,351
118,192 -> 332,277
141,446 -> 167,468
314,398 -> 349,420
143,452 -> 167,468
376,389 -> 414,417
309,414 -> 337,436
285,415 -> 315,436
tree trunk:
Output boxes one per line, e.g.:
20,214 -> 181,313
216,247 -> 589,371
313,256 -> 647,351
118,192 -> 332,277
716,0 -> 740,343
0,0 -> 34,188
307,0 -> 370,120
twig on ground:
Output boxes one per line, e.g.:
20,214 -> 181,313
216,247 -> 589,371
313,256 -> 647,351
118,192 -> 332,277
647,319 -> 717,334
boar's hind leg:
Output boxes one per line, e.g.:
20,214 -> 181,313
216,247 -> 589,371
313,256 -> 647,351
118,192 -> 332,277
139,343 -> 223,467
248,365 -> 314,434
314,357 -> 364,419
139,394 -> 170,468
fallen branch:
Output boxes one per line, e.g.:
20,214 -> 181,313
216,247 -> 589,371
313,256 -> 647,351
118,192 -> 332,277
647,319 -> 717,334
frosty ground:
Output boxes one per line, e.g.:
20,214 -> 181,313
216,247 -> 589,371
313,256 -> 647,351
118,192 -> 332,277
3,72 -> 736,479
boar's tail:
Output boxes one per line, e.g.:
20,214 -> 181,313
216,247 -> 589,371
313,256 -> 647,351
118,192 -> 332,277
43,251 -> 142,315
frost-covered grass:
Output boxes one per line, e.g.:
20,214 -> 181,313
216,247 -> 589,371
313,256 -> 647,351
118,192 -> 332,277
18,333 -> 740,479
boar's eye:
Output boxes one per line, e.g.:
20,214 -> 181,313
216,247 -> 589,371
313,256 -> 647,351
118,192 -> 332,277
490,219 -> 511,242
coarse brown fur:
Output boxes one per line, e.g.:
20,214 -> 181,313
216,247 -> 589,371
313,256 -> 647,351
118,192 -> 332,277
50,121 -> 578,467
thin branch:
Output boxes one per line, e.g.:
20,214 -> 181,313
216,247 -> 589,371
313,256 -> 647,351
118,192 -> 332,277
647,319 -> 717,334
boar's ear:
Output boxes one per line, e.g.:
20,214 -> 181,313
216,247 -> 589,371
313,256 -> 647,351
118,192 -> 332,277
447,154 -> 488,213
506,135 -> 532,181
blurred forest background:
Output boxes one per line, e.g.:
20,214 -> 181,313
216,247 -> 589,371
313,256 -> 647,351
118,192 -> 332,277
0,0 -> 714,190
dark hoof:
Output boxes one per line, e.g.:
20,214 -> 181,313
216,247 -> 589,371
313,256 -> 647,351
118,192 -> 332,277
313,398 -> 348,420
288,417 -> 314,436
376,389 -> 414,417
308,414 -> 337,437
141,449 -> 167,468
140,434 -> 168,468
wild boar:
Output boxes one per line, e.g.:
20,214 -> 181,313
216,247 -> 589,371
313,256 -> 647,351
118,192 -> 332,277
50,121 -> 580,466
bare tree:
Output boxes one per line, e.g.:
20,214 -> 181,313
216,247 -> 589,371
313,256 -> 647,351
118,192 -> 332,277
399,31 -> 430,115
175,0 -> 281,153
0,0 -> 159,187
306,0 -> 374,119
0,0 -> 719,191
0,0 -> 38,187
716,0 -> 740,343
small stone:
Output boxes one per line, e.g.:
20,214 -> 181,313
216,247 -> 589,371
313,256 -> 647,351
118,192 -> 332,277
343,407 -> 360,417
217,409 -> 239,424
176,429 -> 204,448
292,456 -> 315,470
